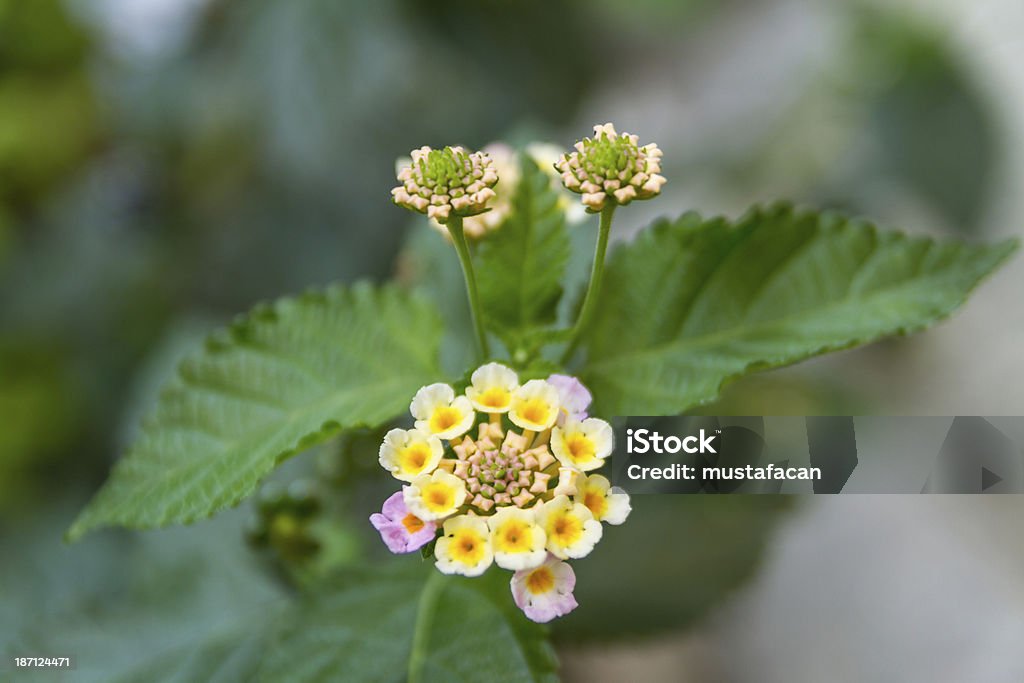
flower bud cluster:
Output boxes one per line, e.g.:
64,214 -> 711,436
392,146 -> 497,224
555,123 -> 666,212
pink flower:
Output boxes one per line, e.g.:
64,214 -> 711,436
510,554 -> 579,623
546,374 -> 592,426
370,491 -> 438,553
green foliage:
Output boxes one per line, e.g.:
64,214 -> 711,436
478,157 -> 570,344
261,564 -> 559,683
68,284 -> 443,540
582,203 -> 1017,415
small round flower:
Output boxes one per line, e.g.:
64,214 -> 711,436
404,470 -> 468,521
574,473 -> 631,525
369,491 -> 438,554
466,362 -> 519,414
555,123 -> 666,212
378,428 -> 444,482
551,418 -> 614,472
392,145 -> 498,225
508,379 -> 561,432
487,506 -> 547,570
511,555 -> 579,623
434,514 -> 493,577
410,383 -> 475,440
535,495 -> 603,560
546,374 -> 592,426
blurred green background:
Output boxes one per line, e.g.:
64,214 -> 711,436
2,0 -> 1021,681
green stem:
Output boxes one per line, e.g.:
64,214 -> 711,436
562,203 -> 615,363
407,571 -> 446,683
448,216 -> 490,361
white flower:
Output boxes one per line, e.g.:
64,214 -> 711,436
403,470 -> 467,521
378,428 -> 444,482
465,362 -> 519,413
551,418 -> 614,472
535,495 -> 603,560
435,514 -> 493,577
410,383 -> 475,440
487,506 -> 547,570
508,379 -> 561,432
574,473 -> 631,525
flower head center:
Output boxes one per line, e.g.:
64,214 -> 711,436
400,444 -> 430,472
583,491 -> 606,518
424,484 -> 455,512
525,567 -> 555,595
496,520 -> 534,552
520,399 -> 550,426
479,387 -> 511,409
430,407 -> 461,433
402,513 -> 426,534
566,435 -> 595,462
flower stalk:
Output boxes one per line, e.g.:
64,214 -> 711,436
562,203 -> 615,363
447,216 -> 490,360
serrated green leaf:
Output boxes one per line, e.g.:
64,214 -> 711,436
477,156 -> 570,341
583,203 -> 1017,415
68,284 -> 443,540
259,563 -> 559,683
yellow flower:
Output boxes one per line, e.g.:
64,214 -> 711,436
551,418 -> 613,472
574,473 -> 631,525
535,495 -> 602,560
410,383 -> 475,440
487,506 -> 547,570
465,362 -> 519,414
509,380 -> 561,432
403,470 -> 467,521
378,428 -> 444,482
434,514 -> 493,577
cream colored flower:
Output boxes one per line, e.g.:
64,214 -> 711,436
435,514 -> 493,577
404,470 -> 467,521
378,428 -> 444,482
410,383 -> 475,440
551,418 -> 614,472
466,362 -> 519,414
535,495 -> 603,560
508,379 -> 561,432
488,506 -> 547,570
574,473 -> 631,525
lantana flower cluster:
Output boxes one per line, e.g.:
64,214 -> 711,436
370,364 -> 631,623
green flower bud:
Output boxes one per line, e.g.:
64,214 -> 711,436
555,123 -> 666,213
392,145 -> 498,224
